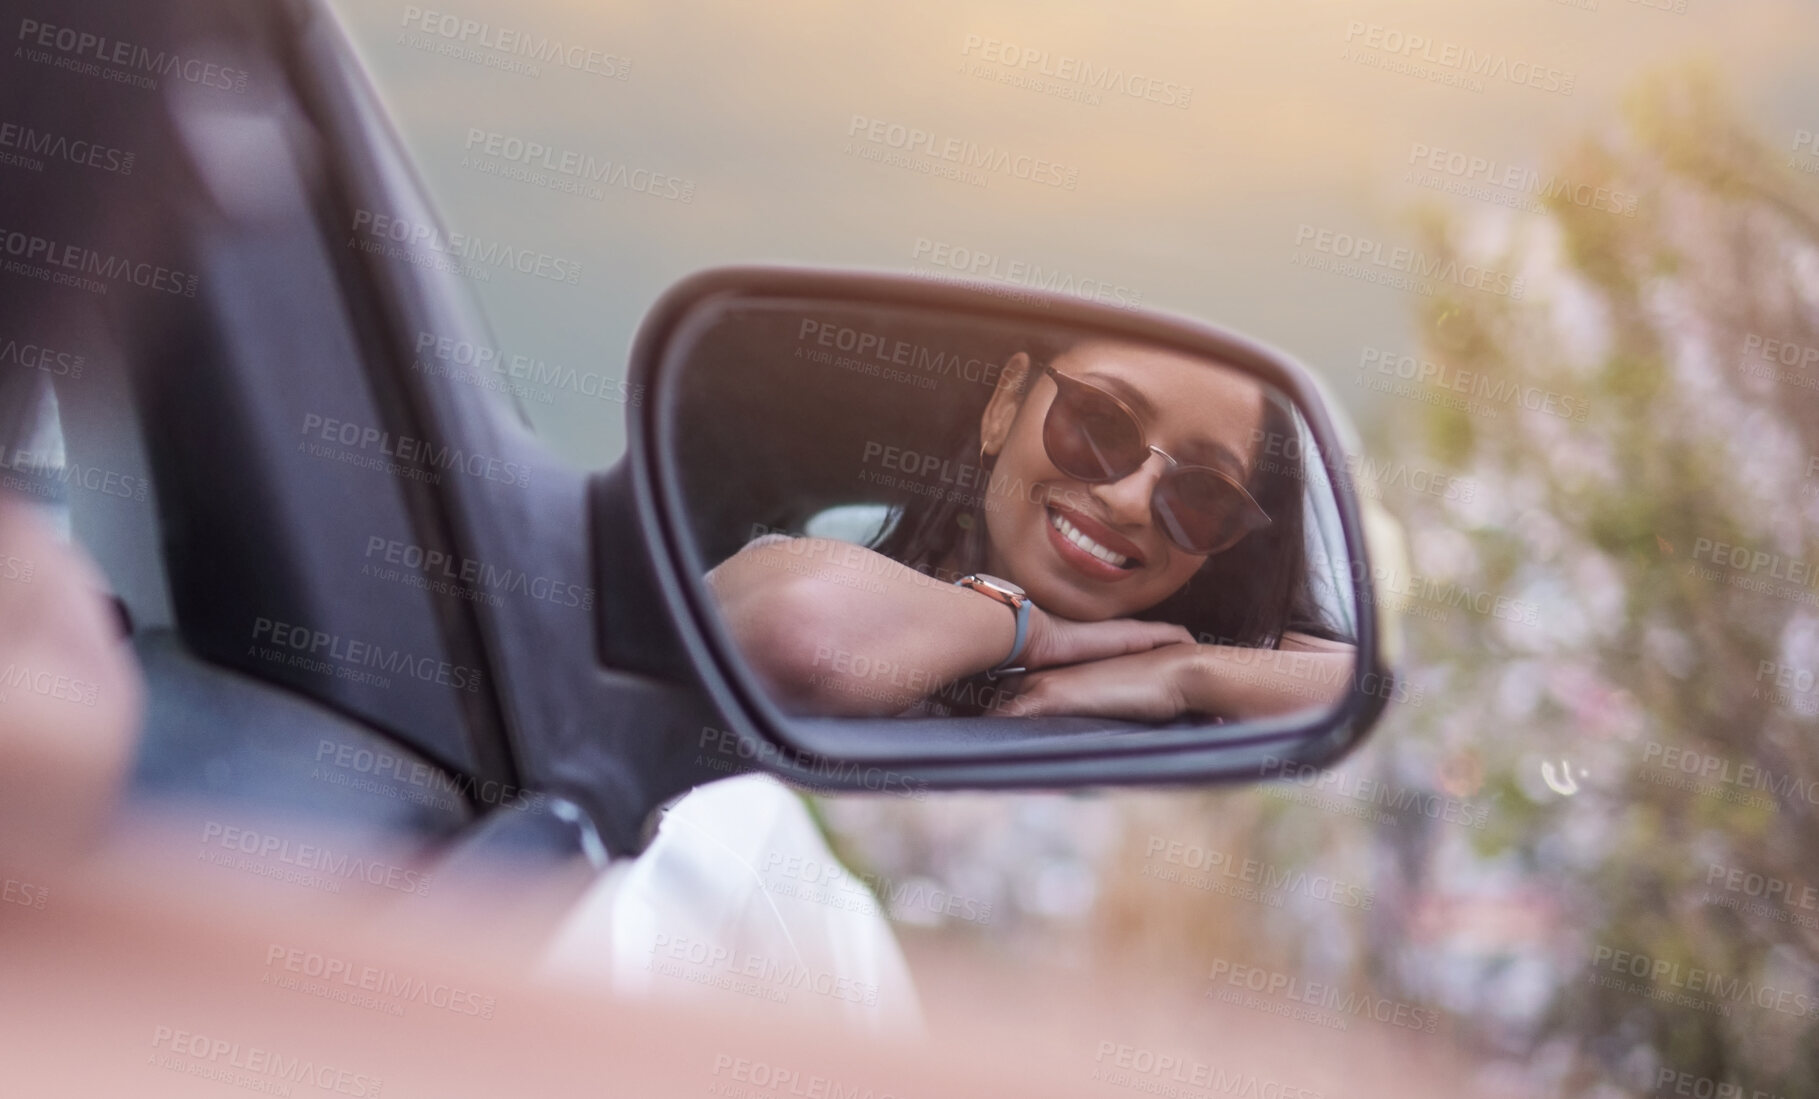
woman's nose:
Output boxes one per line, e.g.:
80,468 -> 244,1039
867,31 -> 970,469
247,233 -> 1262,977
1090,452 -> 1167,527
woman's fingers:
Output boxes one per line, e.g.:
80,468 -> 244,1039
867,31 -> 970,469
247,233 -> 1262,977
993,648 -> 1191,722
1128,621 -> 1197,651
1037,616 -> 1193,668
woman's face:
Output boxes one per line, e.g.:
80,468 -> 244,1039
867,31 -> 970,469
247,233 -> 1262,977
978,341 -> 1268,622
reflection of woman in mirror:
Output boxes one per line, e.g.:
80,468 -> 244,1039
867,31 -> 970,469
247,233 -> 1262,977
707,339 -> 1355,722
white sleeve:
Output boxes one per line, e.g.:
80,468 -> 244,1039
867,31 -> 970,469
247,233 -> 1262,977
538,774 -> 923,1035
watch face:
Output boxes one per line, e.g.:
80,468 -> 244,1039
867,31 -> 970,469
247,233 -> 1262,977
975,573 -> 1025,597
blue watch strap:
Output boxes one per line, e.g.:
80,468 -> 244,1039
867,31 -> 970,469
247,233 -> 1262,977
989,598 -> 1031,679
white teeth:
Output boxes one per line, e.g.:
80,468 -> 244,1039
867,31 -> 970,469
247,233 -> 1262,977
1049,510 -> 1132,568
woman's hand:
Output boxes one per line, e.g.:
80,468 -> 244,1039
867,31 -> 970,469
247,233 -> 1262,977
1018,606 -> 1193,671
993,637 -> 1358,722
993,643 -> 1199,721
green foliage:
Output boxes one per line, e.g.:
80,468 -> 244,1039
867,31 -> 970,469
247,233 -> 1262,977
1356,64 -> 1819,1095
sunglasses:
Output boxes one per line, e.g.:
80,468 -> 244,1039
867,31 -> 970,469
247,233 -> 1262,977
1037,365 -> 1273,557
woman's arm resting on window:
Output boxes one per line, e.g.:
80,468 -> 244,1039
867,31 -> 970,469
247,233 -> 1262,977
706,537 -> 1013,716
704,537 -> 1191,717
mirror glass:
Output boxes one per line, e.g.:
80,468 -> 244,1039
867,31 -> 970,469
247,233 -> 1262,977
661,298 -> 1364,757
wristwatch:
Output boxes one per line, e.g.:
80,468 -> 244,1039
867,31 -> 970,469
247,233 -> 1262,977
954,573 -> 1032,679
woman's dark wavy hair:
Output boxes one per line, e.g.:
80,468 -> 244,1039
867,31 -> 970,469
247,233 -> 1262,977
869,338 -> 1342,649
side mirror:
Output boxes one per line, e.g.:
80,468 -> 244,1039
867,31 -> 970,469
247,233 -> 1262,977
623,267 -> 1399,791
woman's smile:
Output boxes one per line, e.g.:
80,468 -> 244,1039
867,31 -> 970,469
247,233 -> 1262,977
1044,503 -> 1145,581
975,340 -> 1271,621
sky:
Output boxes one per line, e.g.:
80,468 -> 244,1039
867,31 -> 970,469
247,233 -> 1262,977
326,0 -> 1819,468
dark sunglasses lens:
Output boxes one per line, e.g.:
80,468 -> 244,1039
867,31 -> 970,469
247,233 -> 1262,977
1045,379 -> 1144,482
1154,470 -> 1251,554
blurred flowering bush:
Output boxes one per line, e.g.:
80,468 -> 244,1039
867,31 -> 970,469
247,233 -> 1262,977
820,66 -> 1819,1098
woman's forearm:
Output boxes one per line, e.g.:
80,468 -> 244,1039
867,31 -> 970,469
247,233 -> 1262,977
706,538 -> 1018,716
1174,643 -> 1356,719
